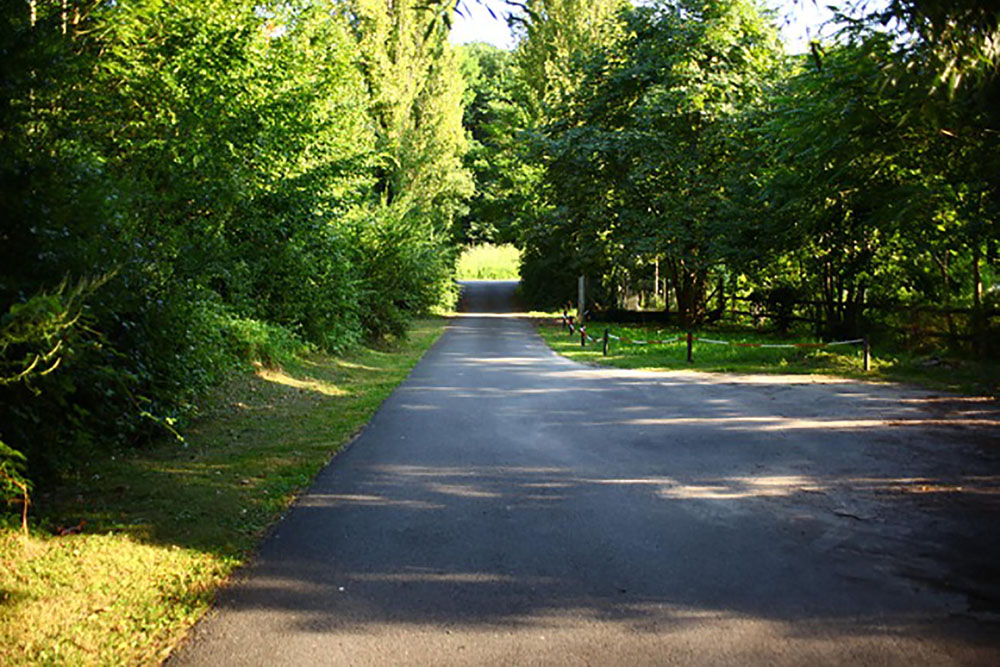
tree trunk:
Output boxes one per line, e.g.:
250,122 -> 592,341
972,240 -> 985,355
654,257 -> 660,299
822,260 -> 837,336
934,250 -> 957,342
672,263 -> 706,329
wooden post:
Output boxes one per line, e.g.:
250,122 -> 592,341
603,328 -> 609,356
686,331 -> 693,363
863,335 -> 871,372
578,275 -> 586,326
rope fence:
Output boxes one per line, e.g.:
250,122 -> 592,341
550,313 -> 872,371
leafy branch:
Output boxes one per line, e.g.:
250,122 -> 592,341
0,277 -> 103,534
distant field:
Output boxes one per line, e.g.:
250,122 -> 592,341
455,243 -> 521,280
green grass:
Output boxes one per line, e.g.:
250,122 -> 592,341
0,318 -> 447,665
455,243 -> 521,280
536,320 -> 999,396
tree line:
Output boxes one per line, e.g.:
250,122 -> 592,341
1,0 -> 470,509
457,0 -> 998,345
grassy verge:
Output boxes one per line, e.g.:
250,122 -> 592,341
0,318 -> 447,665
536,320 -> 999,396
455,243 -> 521,280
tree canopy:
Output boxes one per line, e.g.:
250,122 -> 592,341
490,0 -> 996,342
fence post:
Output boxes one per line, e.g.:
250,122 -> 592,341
863,335 -> 871,372
603,328 -> 609,356
686,331 -> 693,363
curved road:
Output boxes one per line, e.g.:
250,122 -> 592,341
174,281 -> 1000,665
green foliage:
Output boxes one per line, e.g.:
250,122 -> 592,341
0,440 -> 30,533
347,0 -> 471,334
503,0 -> 996,355
513,0 -> 630,115
209,304 -> 312,370
760,31 -> 998,339
518,0 -> 784,322
0,281 -> 101,523
351,0 -> 473,227
0,282 -> 91,391
455,43 -> 539,245
835,0 -> 999,94
1,0 -> 473,516
350,207 -> 458,338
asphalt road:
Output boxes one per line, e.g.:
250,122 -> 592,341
172,280 -> 1000,666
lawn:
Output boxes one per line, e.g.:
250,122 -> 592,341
0,319 -> 447,665
536,320 -> 999,397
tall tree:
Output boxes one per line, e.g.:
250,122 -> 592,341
519,0 -> 784,321
350,0 -> 472,227
455,42 -> 538,245
514,0 -> 629,119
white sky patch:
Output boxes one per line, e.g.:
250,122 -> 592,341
450,0 -> 518,50
769,0 -> 839,53
448,0 -> 841,54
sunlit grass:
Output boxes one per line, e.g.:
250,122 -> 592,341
255,364 -> 350,396
539,322 -> 867,372
0,319 -> 447,665
536,320 -> 998,396
0,532 -> 227,665
455,243 -> 521,280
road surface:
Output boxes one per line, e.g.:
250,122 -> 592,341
173,280 -> 1000,665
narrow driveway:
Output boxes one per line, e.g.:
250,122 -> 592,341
173,281 -> 1000,665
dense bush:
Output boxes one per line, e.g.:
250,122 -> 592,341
350,207 -> 458,339
0,0 -> 468,510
